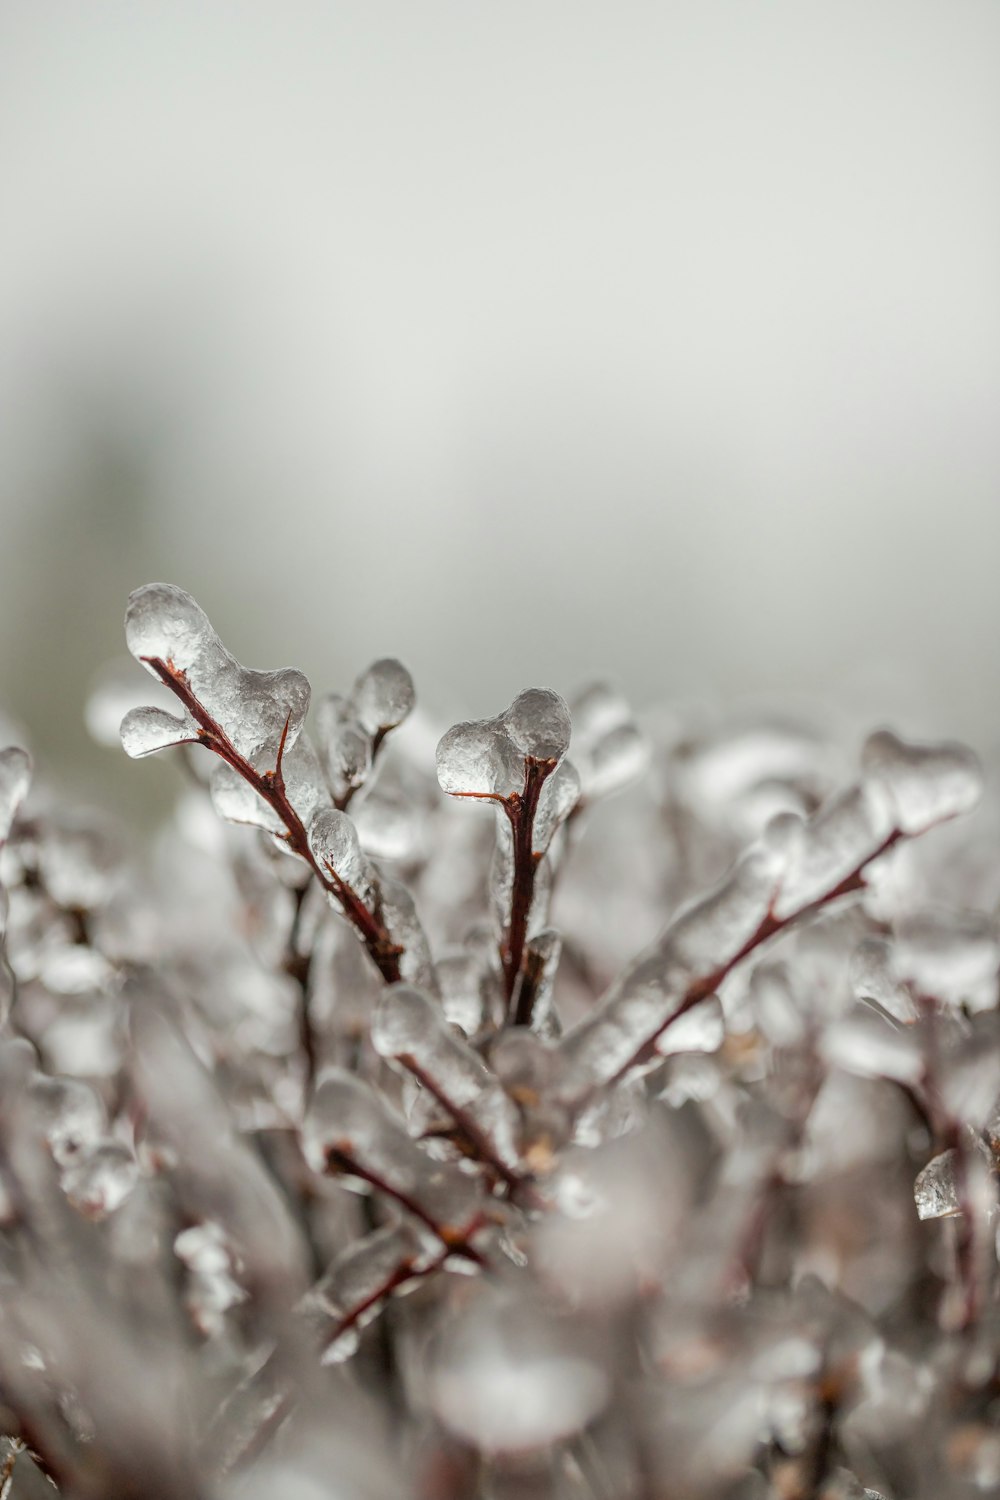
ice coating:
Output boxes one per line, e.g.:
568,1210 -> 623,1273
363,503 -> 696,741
308,809 -> 376,911
315,693 -> 372,793
893,909 -> 999,1011
302,1069 -> 485,1241
850,936 -> 918,1024
532,758 -> 582,852
124,583 -> 311,762
371,985 -> 521,1173
351,658 -> 415,735
0,745 -> 31,843
518,928 -> 562,1034
914,1148 -> 964,1220
771,785 -> 892,919
435,716 -> 523,799
377,876 -> 435,987
120,704 -> 199,758
502,687 -> 572,762
862,729 -> 983,835
668,846 -> 782,974
311,1221 -> 435,1362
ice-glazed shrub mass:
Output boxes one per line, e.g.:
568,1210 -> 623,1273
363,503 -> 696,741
0,582 -> 997,1499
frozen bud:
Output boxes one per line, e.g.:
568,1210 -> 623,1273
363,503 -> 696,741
427,1292 -> 609,1454
351,658 -> 415,734
503,688 -> 572,762
62,1141 -> 140,1219
372,985 -> 521,1173
124,581 -> 213,671
0,745 -> 30,842
120,704 -> 199,758
655,993 -> 725,1056
29,1075 -> 107,1167
308,809 -> 376,910
302,1069 -> 485,1241
436,717 -> 522,800
862,729 -> 982,834
533,759 -> 582,852
821,1001 -> 924,1084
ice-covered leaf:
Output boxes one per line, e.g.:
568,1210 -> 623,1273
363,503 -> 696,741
771,786 -> 892,919
862,729 -> 982,834
533,758 -> 582,852
308,809 -> 376,910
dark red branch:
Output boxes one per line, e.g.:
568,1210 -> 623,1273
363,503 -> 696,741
324,1145 -> 489,1259
501,757 -> 553,1015
142,657 -> 402,984
609,829 -> 904,1086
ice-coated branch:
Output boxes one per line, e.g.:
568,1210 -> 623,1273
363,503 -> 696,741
142,654 -> 404,983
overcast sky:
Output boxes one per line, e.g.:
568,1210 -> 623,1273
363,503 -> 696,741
2,2 -> 998,798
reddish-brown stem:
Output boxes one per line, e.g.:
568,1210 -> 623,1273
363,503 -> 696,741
324,1245 -> 453,1358
608,829 -> 904,1087
501,757 -> 553,1015
142,657 -> 402,984
392,1053 -> 528,1196
325,1146 -> 489,1259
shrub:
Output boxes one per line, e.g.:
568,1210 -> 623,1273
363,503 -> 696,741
0,582 -> 995,1499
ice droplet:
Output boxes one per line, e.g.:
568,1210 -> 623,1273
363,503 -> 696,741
372,985 -> 521,1172
124,581 -> 213,669
862,729 -> 982,835
503,688 -> 572,763
436,717 -> 522,800
351,658 -> 415,735
120,705 -> 199,758
302,1068 -> 485,1240
914,1149 -> 962,1220
0,746 -> 30,843
655,993 -> 725,1056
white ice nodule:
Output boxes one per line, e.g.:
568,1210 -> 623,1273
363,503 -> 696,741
351,658 -> 416,735
862,729 -> 982,835
124,583 -> 312,763
503,688 -> 572,763
435,717 -> 523,800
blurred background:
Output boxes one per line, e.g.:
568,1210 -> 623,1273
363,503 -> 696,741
1,1 -> 998,816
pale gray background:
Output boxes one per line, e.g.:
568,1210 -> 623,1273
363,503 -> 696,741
2,2 -> 998,807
